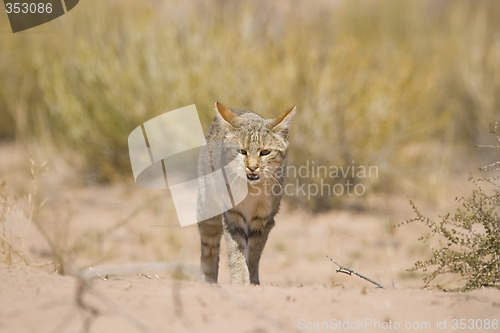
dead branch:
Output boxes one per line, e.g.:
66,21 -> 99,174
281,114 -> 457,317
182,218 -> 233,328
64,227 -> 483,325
326,255 -> 385,289
88,267 -> 107,280
73,268 -> 155,333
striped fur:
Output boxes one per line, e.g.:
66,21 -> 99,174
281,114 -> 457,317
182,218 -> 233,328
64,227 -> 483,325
198,102 -> 295,285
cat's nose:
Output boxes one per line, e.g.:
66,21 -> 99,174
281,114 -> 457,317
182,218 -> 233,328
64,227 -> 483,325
247,166 -> 258,172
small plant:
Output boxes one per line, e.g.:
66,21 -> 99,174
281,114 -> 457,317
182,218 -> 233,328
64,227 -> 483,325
0,161 -> 52,267
399,123 -> 500,291
0,180 -> 15,264
0,160 -> 73,272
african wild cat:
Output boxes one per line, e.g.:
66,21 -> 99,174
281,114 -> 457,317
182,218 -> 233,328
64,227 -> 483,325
198,102 -> 295,285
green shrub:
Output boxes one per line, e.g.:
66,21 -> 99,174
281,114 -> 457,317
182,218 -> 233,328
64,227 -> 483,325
400,123 -> 500,291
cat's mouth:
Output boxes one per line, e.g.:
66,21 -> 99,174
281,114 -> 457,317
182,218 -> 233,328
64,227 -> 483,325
247,173 -> 260,181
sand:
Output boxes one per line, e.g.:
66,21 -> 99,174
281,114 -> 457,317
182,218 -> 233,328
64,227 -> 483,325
0,143 -> 498,332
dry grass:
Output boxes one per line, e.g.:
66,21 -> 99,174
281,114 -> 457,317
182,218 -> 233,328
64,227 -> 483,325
0,159 -> 158,273
0,160 -> 56,268
0,0 -> 499,209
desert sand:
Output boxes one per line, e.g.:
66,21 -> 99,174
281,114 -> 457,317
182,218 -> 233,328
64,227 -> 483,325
0,143 -> 498,333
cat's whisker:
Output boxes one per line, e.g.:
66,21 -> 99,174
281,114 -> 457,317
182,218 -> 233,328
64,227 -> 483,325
263,170 -> 282,188
224,167 -> 247,189
230,173 -> 246,190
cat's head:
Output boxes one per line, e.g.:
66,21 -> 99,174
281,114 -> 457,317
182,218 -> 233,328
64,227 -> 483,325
215,102 -> 296,184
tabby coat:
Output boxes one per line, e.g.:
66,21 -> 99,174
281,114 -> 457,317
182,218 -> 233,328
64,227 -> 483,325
198,102 -> 295,285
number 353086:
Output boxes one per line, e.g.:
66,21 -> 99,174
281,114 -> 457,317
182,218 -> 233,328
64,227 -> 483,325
451,319 -> 498,330
5,2 -> 53,14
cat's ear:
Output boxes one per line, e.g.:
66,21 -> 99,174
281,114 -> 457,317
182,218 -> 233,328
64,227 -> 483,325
270,106 -> 296,138
215,102 -> 240,127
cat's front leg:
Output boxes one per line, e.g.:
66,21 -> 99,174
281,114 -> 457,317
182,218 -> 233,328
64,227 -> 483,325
248,217 -> 275,285
222,210 -> 250,285
198,216 -> 223,283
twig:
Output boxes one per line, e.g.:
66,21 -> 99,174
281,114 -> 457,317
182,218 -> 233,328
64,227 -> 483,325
74,275 -> 100,333
88,267 -> 107,280
60,267 -> 155,333
326,255 -> 385,289
479,160 -> 500,171
88,285 -> 155,333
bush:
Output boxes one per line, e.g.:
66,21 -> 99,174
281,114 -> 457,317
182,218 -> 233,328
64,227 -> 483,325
400,123 -> 500,291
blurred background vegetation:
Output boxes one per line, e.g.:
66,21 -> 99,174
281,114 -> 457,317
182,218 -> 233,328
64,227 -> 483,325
0,0 -> 499,211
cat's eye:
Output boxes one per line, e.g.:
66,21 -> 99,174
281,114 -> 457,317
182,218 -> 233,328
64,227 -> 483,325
238,149 -> 247,155
260,150 -> 271,156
